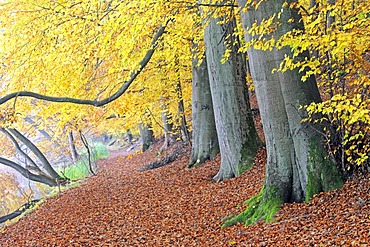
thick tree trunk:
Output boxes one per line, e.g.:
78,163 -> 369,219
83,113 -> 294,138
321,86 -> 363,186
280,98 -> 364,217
7,128 -> 63,182
68,131 -> 79,162
188,52 -> 219,167
139,123 -> 154,152
204,17 -> 261,181
237,0 -> 342,202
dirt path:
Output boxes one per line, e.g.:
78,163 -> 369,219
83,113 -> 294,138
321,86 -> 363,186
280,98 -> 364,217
1,144 -> 370,246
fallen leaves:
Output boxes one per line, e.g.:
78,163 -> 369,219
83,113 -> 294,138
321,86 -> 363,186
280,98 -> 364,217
0,143 -> 370,246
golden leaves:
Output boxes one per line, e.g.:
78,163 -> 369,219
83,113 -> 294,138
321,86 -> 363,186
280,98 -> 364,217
0,0 -> 197,140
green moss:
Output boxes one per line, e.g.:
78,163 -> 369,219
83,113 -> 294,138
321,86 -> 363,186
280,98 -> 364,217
210,147 -> 219,159
238,142 -> 259,175
306,139 -> 343,202
222,185 -> 282,228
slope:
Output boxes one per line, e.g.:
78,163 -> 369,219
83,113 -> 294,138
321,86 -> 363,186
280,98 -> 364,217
0,143 -> 369,246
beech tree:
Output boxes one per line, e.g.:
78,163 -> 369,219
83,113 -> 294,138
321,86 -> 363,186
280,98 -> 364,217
222,0 -> 344,225
0,128 -> 63,186
203,15 -> 261,181
0,0 -> 180,182
188,52 -> 219,167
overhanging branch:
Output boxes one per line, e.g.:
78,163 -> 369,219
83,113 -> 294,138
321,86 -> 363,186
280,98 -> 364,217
0,157 -> 57,186
0,22 -> 169,106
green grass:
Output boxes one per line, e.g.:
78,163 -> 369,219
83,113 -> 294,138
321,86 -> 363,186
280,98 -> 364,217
92,143 -> 110,160
62,160 -> 90,180
60,143 -> 110,180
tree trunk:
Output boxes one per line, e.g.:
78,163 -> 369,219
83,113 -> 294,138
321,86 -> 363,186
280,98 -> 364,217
79,131 -> 96,176
68,131 -> 79,162
175,80 -> 191,143
0,128 -> 44,175
160,110 -> 175,151
0,157 -> 58,186
126,129 -> 133,144
139,123 -> 154,152
7,128 -> 63,182
237,0 -> 343,203
204,17 -> 262,181
188,52 -> 219,167
327,0 -> 336,30
310,0 -> 317,8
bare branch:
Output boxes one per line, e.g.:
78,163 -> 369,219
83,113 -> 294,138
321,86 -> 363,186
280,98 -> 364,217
0,157 -> 57,186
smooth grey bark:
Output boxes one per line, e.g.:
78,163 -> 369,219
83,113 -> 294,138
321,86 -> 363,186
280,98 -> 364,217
327,0 -> 336,29
68,131 -> 79,162
204,17 -> 261,181
0,128 -> 43,175
188,52 -> 219,167
139,123 -> 154,152
175,81 -> 191,143
7,128 -> 63,181
310,0 -> 317,8
126,129 -> 133,144
237,0 -> 342,202
0,157 -> 57,186
160,110 -> 175,151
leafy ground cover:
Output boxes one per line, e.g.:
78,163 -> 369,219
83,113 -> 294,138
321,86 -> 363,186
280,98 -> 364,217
1,143 -> 370,246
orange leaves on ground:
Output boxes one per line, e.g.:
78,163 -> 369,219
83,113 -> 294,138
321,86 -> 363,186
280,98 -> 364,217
1,143 -> 370,246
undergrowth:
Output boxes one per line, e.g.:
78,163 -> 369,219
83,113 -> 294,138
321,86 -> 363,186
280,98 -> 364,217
61,143 -> 109,180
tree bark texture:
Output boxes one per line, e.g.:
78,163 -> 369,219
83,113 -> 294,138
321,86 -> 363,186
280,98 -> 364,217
7,128 -> 62,181
68,131 -> 79,162
139,123 -> 154,152
160,110 -> 175,151
188,52 -> 219,167
237,0 -> 342,202
204,17 -> 261,181
0,157 -> 57,186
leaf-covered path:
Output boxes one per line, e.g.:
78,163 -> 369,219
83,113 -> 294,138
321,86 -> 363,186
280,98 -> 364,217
1,144 -> 370,246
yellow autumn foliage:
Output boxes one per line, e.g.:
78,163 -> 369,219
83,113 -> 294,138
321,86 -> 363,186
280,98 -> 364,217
0,0 -> 201,143
242,0 -> 370,170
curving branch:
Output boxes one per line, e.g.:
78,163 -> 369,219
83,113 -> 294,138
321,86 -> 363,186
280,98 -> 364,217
0,128 -> 43,174
0,23 -> 169,106
7,128 -> 62,180
0,157 -> 57,186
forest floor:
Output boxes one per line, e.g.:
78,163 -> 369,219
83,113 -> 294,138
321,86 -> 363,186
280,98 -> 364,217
1,142 -> 370,246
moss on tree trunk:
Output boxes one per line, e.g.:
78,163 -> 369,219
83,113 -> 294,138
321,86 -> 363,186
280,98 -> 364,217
306,139 -> 343,202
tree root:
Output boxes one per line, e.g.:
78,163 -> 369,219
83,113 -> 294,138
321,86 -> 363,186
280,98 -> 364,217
140,144 -> 189,171
222,186 -> 282,228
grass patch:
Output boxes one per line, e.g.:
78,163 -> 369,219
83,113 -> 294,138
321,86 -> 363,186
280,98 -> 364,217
61,143 -> 110,180
62,160 -> 90,180
92,143 -> 110,160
